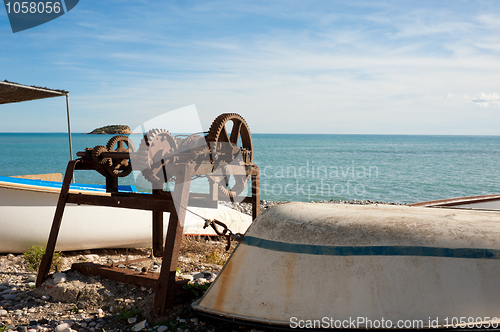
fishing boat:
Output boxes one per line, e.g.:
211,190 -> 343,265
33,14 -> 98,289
0,175 -> 252,253
193,202 -> 500,329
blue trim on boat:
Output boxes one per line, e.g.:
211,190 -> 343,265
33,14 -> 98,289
242,236 -> 500,259
0,175 -> 137,193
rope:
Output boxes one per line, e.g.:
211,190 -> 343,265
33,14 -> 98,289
180,205 -> 244,251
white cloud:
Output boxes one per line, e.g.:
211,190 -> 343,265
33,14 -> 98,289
469,93 -> 500,108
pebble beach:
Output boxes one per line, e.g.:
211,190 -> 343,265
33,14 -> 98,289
0,200 -> 405,332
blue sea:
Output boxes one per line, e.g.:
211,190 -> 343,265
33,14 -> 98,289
1,133 -> 500,204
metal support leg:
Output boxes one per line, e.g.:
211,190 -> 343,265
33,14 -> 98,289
251,166 -> 260,220
153,164 -> 194,315
36,159 -> 80,287
152,189 -> 164,257
106,174 -> 118,193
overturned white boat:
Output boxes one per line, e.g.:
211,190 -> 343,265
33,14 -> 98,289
0,175 -> 252,253
193,202 -> 500,329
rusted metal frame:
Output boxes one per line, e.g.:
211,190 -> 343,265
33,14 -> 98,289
65,192 -> 215,210
36,159 -> 80,287
251,166 -> 260,220
106,173 -> 119,193
152,189 -> 165,257
66,193 -> 175,212
71,263 -> 192,304
153,163 -> 195,315
72,262 -> 159,288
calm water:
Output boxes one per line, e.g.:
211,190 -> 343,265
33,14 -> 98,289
1,133 -> 499,204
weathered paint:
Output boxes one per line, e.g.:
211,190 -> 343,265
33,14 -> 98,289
194,203 -> 500,328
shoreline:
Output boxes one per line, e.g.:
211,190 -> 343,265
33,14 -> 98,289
221,199 -> 407,215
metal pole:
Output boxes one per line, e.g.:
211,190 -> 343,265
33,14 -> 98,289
65,94 -> 74,161
65,94 -> 76,183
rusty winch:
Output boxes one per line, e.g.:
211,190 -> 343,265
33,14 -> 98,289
78,113 -> 255,200
36,113 -> 260,315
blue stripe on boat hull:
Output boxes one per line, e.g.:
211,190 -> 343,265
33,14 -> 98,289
0,175 -> 136,193
242,236 -> 500,259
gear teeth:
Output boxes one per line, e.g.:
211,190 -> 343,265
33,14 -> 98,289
91,145 -> 111,166
206,113 -> 253,198
136,129 -> 178,184
106,135 -> 135,151
104,135 -> 135,177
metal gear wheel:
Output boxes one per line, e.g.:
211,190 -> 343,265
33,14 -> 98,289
136,129 -> 178,186
105,135 -> 135,177
91,145 -> 111,166
206,113 -> 253,198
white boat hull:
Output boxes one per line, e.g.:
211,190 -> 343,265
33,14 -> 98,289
0,177 -> 252,253
194,203 -> 500,328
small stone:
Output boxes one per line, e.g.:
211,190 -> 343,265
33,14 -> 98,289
192,273 -> 204,280
16,326 -> 27,332
14,309 -> 23,315
41,295 -> 50,301
190,318 -> 199,324
180,275 -> 193,281
105,291 -> 113,297
131,320 -> 146,331
80,323 -> 87,328
3,294 -> 17,301
88,322 -> 96,327
54,323 -> 68,332
128,317 -> 137,324
52,273 -> 66,285
157,326 -> 168,332
28,308 -> 36,313
96,308 -> 104,318
25,275 -> 36,283
0,309 -> 7,316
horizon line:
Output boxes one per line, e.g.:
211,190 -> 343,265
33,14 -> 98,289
0,132 -> 499,137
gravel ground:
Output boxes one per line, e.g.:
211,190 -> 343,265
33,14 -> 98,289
1,200 -> 405,332
222,198 -> 406,215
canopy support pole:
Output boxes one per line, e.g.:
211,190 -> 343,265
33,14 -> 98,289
65,94 -> 73,161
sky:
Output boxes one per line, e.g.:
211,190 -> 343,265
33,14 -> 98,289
1,0 -> 500,134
